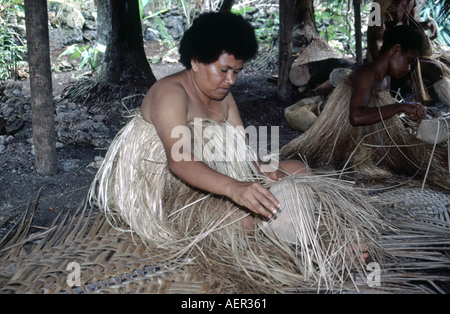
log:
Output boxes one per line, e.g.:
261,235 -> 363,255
330,68 -> 353,87
289,58 -> 355,87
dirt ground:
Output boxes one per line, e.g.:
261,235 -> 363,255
0,44 -> 302,236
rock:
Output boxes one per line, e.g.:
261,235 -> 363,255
164,14 -> 184,40
49,27 -> 84,49
0,81 -> 31,135
58,159 -> 81,172
142,8 -> 185,41
55,100 -> 111,147
47,3 -> 89,48
52,3 -> 85,29
94,156 -> 104,168
66,9 -> 85,30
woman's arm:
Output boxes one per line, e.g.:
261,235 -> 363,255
349,68 -> 426,126
150,87 -> 280,218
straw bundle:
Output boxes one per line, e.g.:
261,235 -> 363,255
280,78 -> 450,191
1,110 -> 449,292
88,111 -> 394,292
262,175 -> 389,290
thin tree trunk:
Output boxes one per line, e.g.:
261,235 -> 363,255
24,0 -> 57,175
353,0 -> 363,66
96,0 -> 110,47
278,0 -> 295,105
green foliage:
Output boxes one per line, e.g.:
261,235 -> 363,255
420,0 -> 450,46
231,6 -> 279,47
231,6 -> 253,16
139,0 -> 153,20
57,43 -> 106,72
140,1 -> 177,52
0,0 -> 24,15
0,25 -> 26,80
0,0 -> 26,80
253,13 -> 279,47
315,1 -> 372,56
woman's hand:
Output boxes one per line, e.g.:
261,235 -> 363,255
225,181 -> 280,219
402,102 -> 427,122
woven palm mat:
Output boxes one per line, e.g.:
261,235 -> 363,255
0,185 -> 449,294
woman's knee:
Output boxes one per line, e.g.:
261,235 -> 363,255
279,160 -> 308,175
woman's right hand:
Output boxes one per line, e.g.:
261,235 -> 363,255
403,102 -> 427,122
225,181 -> 280,219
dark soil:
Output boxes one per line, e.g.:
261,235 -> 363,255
0,45 -> 301,236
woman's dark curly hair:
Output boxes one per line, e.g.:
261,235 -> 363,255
379,25 -> 423,56
179,11 -> 258,69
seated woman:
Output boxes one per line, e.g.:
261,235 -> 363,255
89,12 -> 386,292
281,25 -> 449,191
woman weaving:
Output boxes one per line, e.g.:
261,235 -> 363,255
282,25 -> 449,191
139,12 -> 305,226
366,0 -> 450,107
90,12 -> 388,292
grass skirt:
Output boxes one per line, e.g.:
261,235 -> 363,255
89,111 -> 389,292
280,78 -> 450,191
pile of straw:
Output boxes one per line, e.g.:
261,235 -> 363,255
84,111 -> 449,293
0,183 -> 448,293
1,110 -> 449,293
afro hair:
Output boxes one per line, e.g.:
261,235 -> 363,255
179,11 -> 258,69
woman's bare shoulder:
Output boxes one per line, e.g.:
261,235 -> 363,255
349,65 -> 377,89
141,71 -> 189,122
153,71 -> 187,92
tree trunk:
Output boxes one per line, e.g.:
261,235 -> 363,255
97,0 -> 156,88
293,0 -> 319,50
278,0 -> 295,105
219,0 -> 234,11
353,0 -> 363,66
24,0 -> 57,175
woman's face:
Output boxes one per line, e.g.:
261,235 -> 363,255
191,52 -> 244,101
389,46 -> 418,79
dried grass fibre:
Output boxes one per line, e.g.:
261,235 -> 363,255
0,111 -> 449,294
0,183 -> 449,293
86,111 -> 449,293
88,111 -> 390,292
